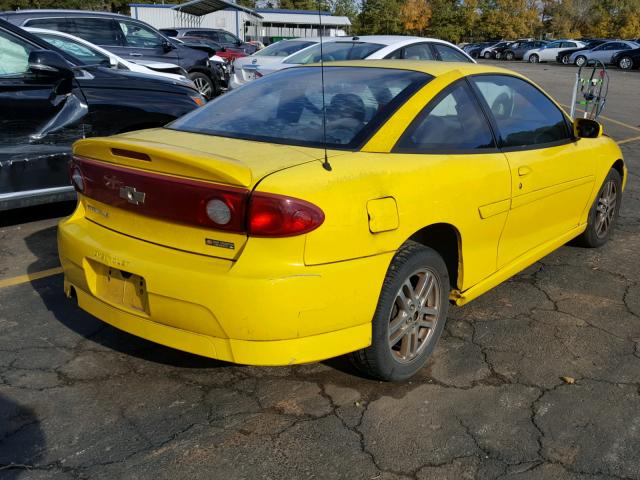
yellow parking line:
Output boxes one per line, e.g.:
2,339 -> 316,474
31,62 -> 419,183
0,267 -> 63,289
561,104 -> 640,133
617,135 -> 640,145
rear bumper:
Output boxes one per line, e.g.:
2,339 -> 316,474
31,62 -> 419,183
58,213 -> 392,365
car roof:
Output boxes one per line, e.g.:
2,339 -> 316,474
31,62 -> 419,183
2,9 -> 131,19
303,59 -> 519,78
328,35 -> 447,46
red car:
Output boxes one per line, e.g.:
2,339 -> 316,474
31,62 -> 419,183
178,36 -> 247,62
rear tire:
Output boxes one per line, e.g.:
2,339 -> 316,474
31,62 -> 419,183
505,51 -> 515,61
483,51 -> 492,59
561,54 -> 571,65
528,54 -> 539,63
618,56 -> 634,70
575,168 -> 622,248
350,241 -> 450,382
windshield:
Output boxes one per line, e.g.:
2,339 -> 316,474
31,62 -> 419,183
285,42 -> 384,65
169,66 -> 431,149
254,40 -> 316,57
35,32 -> 111,66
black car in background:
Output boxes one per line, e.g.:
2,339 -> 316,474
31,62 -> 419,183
555,39 -> 606,64
161,27 -> 258,54
502,40 -> 548,60
0,19 -> 203,210
612,46 -> 640,69
1,10 -> 221,98
491,41 -> 514,59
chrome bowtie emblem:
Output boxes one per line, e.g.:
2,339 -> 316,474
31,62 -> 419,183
119,186 -> 146,205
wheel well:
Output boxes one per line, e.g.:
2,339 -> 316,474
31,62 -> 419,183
409,223 -> 461,289
612,159 -> 625,179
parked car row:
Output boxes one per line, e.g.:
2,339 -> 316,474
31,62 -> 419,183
0,10 -> 257,98
464,37 -> 640,70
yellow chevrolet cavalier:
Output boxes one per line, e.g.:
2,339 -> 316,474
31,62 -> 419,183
59,60 -> 626,381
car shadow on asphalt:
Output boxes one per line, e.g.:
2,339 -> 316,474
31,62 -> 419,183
24,226 -> 232,370
0,395 -> 46,479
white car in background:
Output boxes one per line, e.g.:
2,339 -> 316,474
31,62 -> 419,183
523,39 -> 586,63
230,37 -> 321,89
26,28 -> 195,86
254,36 -> 475,81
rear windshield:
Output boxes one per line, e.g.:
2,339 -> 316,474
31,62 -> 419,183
169,66 -> 431,149
254,40 -> 316,57
285,42 -> 384,64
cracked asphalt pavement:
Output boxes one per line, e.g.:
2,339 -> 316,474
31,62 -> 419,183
1,63 -> 639,480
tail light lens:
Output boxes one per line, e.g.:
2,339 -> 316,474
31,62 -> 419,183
70,165 -> 84,192
248,192 -> 324,237
72,156 -> 324,237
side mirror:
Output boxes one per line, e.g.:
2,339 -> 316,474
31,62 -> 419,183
108,56 -> 118,68
574,118 -> 603,138
28,50 -> 73,80
162,40 -> 175,52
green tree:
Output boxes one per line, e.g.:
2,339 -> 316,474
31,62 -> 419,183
357,0 -> 403,34
332,0 -> 359,23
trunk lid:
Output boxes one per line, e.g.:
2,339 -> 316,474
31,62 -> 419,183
73,128 -> 325,259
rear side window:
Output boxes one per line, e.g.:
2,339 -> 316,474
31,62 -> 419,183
433,43 -> 472,62
24,18 -> 71,31
71,18 -> 122,46
403,43 -> 435,60
394,81 -> 495,152
471,75 -> 570,148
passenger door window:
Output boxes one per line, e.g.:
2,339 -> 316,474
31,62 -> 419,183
117,20 -> 163,48
471,75 -> 570,149
432,43 -> 472,62
394,81 -> 495,152
37,33 -> 110,66
71,18 -> 122,46
403,43 -> 435,60
0,29 -> 33,75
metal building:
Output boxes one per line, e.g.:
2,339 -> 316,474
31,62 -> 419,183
129,2 -> 351,44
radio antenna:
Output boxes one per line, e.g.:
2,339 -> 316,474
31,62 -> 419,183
318,0 -> 332,171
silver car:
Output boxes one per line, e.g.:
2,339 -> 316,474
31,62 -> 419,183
230,38 -> 320,89
569,40 -> 640,66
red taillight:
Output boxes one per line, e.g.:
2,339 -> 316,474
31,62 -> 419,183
72,156 -> 248,232
248,192 -> 324,237
72,156 -> 324,237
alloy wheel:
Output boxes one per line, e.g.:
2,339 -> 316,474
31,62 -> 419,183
529,54 -> 539,63
595,180 -> 617,238
576,56 -> 586,67
619,57 -> 632,69
561,54 -> 570,64
484,51 -> 492,59
193,77 -> 212,98
387,268 -> 441,363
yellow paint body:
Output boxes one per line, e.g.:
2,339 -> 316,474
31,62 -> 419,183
58,61 -> 627,365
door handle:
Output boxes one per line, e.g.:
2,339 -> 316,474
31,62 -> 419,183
518,166 -> 532,176
129,53 -> 143,57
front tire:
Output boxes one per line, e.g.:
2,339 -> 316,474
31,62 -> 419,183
575,168 -> 622,248
350,242 -> 450,381
575,55 -> 587,67
529,54 -> 539,63
505,51 -> 515,61
189,72 -> 216,99
483,51 -> 492,59
561,54 -> 571,65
